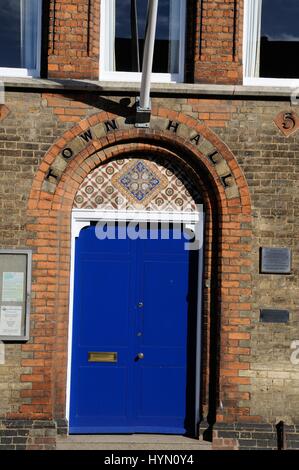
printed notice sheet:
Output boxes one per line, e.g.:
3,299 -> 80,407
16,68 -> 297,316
0,306 -> 23,336
2,272 -> 24,302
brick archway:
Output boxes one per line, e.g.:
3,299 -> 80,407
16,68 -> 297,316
23,108 -> 254,430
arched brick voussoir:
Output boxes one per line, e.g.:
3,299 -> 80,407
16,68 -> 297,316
153,108 -> 251,202
54,142 -> 226,213
27,108 -> 252,216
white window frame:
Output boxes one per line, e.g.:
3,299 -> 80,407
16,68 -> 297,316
100,0 -> 186,83
0,0 -> 42,78
243,0 -> 299,87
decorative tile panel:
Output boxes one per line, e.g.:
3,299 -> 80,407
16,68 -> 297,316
73,156 -> 202,212
112,160 -> 167,205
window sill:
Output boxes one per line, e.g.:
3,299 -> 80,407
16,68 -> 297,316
99,72 -> 183,84
0,77 -> 297,100
0,68 -> 40,79
244,77 -> 299,88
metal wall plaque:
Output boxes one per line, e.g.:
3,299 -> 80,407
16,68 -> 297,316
0,250 -> 32,341
88,352 -> 118,363
260,247 -> 291,274
260,309 -> 289,324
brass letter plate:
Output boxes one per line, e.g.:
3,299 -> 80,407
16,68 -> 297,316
88,352 -> 118,363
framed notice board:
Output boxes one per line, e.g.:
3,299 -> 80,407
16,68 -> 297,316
0,250 -> 32,341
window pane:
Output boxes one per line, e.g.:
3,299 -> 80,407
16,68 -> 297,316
114,0 -> 182,74
260,0 -> 299,78
0,1 -> 22,68
0,0 -> 39,70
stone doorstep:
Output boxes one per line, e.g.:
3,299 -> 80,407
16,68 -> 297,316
56,434 -> 212,451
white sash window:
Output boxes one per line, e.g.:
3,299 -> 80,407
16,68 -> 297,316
244,0 -> 299,86
100,0 -> 186,83
0,0 -> 42,77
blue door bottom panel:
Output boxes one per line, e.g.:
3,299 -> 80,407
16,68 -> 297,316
69,426 -> 187,435
70,224 -> 201,436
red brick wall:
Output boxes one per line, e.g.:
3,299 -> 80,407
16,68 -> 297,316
46,0 -> 244,83
48,0 -> 100,79
194,0 -> 243,84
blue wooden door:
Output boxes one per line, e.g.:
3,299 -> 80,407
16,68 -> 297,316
69,222 -> 201,435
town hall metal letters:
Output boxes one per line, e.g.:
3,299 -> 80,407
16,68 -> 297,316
43,116 -> 239,200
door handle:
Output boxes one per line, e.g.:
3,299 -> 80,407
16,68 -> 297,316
137,352 -> 144,360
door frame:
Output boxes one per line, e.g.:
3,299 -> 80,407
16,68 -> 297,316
66,208 -> 204,433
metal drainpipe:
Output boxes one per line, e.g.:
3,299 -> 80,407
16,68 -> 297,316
135,0 -> 159,127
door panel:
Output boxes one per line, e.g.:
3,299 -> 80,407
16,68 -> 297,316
79,258 -> 131,346
70,225 -> 135,431
76,366 -> 128,418
132,226 -> 190,431
70,222 -> 201,434
138,367 -> 186,417
141,260 -> 189,349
